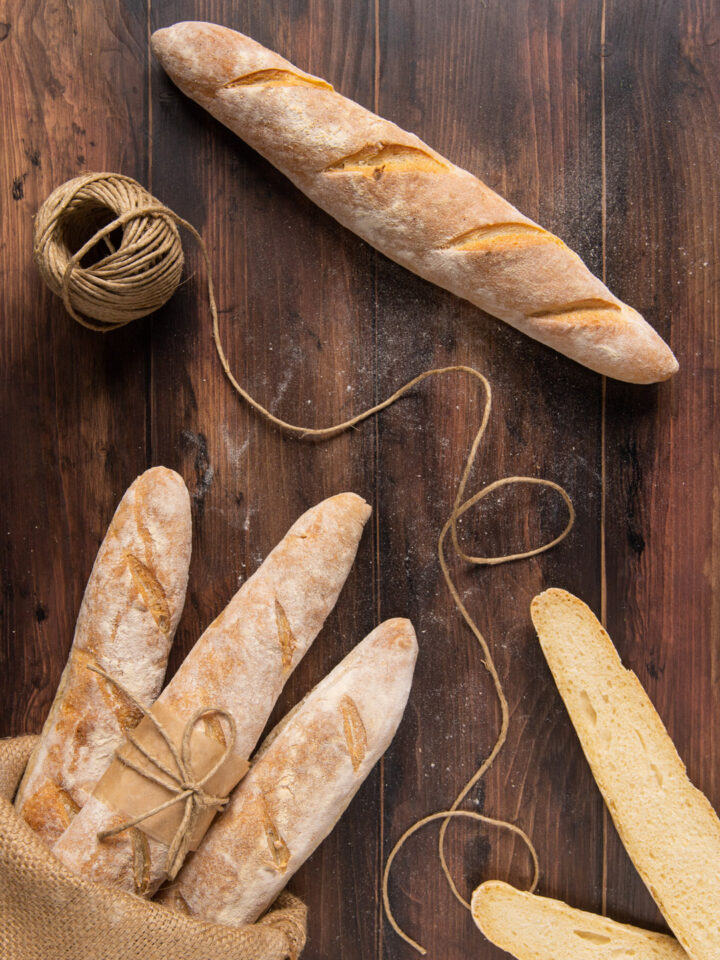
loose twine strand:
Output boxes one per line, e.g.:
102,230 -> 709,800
35,173 -> 575,952
87,664 -> 236,880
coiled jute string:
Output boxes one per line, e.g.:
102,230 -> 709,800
33,173 -> 185,331
34,172 -> 575,955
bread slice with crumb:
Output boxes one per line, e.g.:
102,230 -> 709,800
471,881 -> 686,959
531,588 -> 720,960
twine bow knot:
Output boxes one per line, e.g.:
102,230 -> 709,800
88,664 -> 237,880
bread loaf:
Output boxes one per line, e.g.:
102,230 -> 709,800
151,21 -> 678,384
159,617 -> 417,925
15,467 -> 191,846
52,493 -> 371,896
471,881 -> 686,960
531,589 -> 720,960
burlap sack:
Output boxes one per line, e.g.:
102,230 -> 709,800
0,736 -> 307,960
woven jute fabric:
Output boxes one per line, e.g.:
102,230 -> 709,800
0,737 -> 306,960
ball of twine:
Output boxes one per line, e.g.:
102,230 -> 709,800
33,172 -> 185,331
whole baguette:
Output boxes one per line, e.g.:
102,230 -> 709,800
159,617 -> 417,925
52,492 -> 371,896
531,589 -> 720,960
151,21 -> 677,384
471,881 -> 686,960
15,467 -> 191,846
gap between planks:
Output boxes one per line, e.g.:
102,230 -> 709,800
600,0 -> 610,923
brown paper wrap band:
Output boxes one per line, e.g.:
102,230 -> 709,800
94,701 -> 248,850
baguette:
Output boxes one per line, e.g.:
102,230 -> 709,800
471,881 -> 686,960
159,617 -> 417,925
531,589 -> 720,960
52,492 -> 371,896
15,467 -> 191,846
151,21 -> 678,384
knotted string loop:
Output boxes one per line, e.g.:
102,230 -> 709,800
382,810 -> 540,955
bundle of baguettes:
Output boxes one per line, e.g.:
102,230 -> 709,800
52,493 -> 371,896
15,467 -> 192,846
517,589 -> 720,960
151,21 -> 678,384
160,617 -> 417,925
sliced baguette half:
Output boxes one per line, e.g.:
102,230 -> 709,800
471,881 -> 686,960
531,589 -> 720,960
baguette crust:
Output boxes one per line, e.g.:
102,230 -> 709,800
159,618 -> 417,926
52,493 -> 371,895
531,589 -> 720,960
15,467 -> 191,845
151,22 -> 678,384
472,881 -> 686,960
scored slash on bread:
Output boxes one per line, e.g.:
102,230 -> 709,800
159,617 -> 418,926
151,21 -> 678,384
52,493 -> 372,896
471,881 -> 687,960
15,467 -> 192,846
530,589 -> 720,960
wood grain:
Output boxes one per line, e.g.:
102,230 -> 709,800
0,0 -> 149,736
603,0 -> 720,935
377,3 -> 605,957
0,1 -> 715,959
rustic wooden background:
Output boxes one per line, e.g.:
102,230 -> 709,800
1,0 -> 717,957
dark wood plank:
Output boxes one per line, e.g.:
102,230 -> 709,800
148,3 -> 379,958
603,0 -> 720,933
376,2 -> 607,957
0,1 -> 148,734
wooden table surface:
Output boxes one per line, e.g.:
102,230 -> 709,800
1,1 -> 718,957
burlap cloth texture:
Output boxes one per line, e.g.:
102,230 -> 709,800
0,736 -> 307,960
